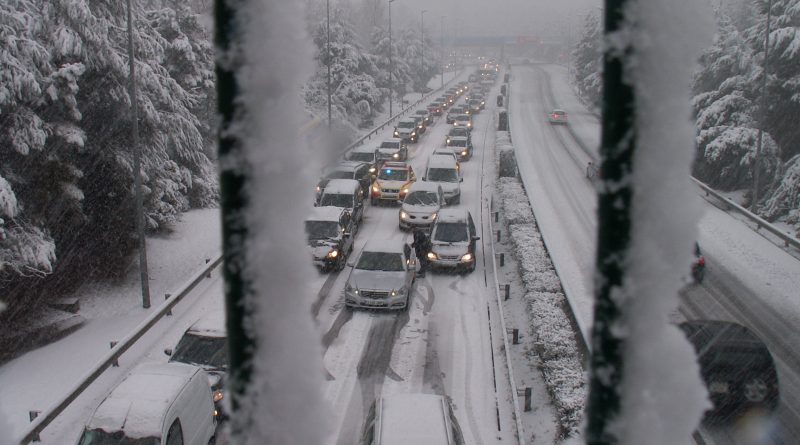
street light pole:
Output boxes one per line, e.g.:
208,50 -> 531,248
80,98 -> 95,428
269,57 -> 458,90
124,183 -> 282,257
126,0 -> 150,309
752,0 -> 772,212
421,9 -> 427,99
440,16 -> 445,89
388,0 -> 395,118
327,0 -> 332,130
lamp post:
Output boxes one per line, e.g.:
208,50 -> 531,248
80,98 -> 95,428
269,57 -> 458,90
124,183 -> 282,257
327,0 -> 332,129
126,0 -> 150,308
752,0 -> 772,211
388,0 -> 396,118
440,16 -> 445,89
420,9 -> 427,99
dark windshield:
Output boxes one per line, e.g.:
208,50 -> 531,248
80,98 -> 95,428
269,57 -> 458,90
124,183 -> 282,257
170,332 -> 228,370
356,251 -> 405,271
449,129 -> 468,137
397,121 -> 415,129
427,168 -> 458,182
433,222 -> 468,243
348,152 -> 374,162
405,191 -> 439,206
448,139 -> 467,147
78,429 -> 159,445
378,168 -> 408,181
319,193 -> 354,209
305,220 -> 340,239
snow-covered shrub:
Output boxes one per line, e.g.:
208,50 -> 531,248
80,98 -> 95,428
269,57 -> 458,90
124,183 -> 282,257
762,154 -> 800,227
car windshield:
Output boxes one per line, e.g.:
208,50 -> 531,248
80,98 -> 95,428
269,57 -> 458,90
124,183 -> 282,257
348,152 -> 374,162
170,332 -> 228,370
78,430 -> 159,445
305,220 -> 340,240
356,251 -> 405,271
397,121 -> 415,129
427,168 -> 458,182
319,193 -> 354,208
378,168 -> 408,181
449,129 -> 468,137
405,191 -> 439,206
456,115 -> 470,122
448,139 -> 467,147
433,222 -> 468,243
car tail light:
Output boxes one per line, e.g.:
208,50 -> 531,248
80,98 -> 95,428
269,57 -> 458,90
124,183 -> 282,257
697,257 -> 705,266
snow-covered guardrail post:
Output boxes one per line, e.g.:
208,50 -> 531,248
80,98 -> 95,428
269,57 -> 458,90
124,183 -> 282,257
165,293 -> 172,316
497,252 -> 505,267
27,412 -> 40,442
516,388 -> 532,412
507,328 -> 519,345
110,342 -> 119,367
496,230 -> 501,242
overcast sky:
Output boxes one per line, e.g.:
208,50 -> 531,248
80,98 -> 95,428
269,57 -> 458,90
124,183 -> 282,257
389,0 -> 601,39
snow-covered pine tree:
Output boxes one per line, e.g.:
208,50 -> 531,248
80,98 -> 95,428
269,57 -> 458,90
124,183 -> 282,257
571,12 -> 602,112
691,9 -> 780,193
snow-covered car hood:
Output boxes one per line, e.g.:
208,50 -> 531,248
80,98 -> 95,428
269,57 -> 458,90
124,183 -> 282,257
377,146 -> 401,154
395,128 -> 415,135
402,203 -> 439,216
308,239 -> 339,258
431,242 -> 469,256
347,269 -> 408,291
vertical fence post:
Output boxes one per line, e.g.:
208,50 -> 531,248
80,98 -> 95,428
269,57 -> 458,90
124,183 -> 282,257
165,293 -> 172,316
110,342 -> 119,367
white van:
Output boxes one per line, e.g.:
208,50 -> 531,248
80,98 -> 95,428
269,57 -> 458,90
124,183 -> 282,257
359,393 -> 466,445
423,155 -> 462,205
77,363 -> 216,445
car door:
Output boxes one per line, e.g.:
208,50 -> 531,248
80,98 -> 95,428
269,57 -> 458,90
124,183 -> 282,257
403,244 -> 416,283
468,213 -> 478,253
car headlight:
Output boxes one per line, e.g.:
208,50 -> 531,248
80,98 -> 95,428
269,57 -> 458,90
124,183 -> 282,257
461,150 -> 468,156
460,253 -> 473,262
345,282 -> 358,294
213,390 -> 224,403
400,211 -> 409,219
327,249 -> 339,259
393,153 -> 400,159
369,166 -> 376,173
431,212 -> 437,220
315,185 -> 321,193
372,184 -> 380,192
467,122 -> 471,127
394,130 -> 399,136
446,137 -> 451,144
427,252 -> 438,260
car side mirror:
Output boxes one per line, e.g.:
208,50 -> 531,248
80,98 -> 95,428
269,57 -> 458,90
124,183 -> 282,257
460,178 -> 464,182
422,177 -> 427,181
473,236 -> 481,241
164,347 -> 173,356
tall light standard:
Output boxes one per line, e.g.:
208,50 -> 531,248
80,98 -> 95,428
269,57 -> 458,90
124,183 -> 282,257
388,0 -> 396,118
752,0 -> 773,211
420,9 -> 427,99
126,0 -> 150,308
326,0 -> 332,129
440,16 -> 445,89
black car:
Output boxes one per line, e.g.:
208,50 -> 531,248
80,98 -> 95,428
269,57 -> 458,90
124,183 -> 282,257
679,320 -> 780,421
305,206 -> 355,272
315,160 -> 373,203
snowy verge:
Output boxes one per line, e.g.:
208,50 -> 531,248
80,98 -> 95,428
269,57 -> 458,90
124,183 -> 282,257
495,141 -> 587,439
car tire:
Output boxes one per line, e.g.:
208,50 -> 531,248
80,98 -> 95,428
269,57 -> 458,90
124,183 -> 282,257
336,254 -> 346,271
742,377 -> 770,403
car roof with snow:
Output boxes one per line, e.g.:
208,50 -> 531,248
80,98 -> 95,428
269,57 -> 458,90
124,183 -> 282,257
187,311 -> 225,338
378,394 -> 451,445
321,179 -> 360,194
327,160 -> 366,172
397,117 -> 417,125
378,139 -> 402,148
348,145 -> 377,154
307,206 -> 348,222
361,239 -> 406,255
427,155 -> 458,169
87,363 -> 203,437
408,181 -> 442,193
436,208 -> 469,223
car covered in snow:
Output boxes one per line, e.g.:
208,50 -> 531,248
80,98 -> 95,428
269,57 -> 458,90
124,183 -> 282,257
375,139 -> 409,162
427,209 -> 480,273
77,363 -> 217,445
423,155 -> 462,205
305,206 -> 355,271
344,240 -> 416,311
399,181 -> 444,231
393,118 -> 419,143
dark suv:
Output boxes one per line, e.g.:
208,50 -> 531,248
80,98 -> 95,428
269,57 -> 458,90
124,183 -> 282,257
315,160 -> 373,203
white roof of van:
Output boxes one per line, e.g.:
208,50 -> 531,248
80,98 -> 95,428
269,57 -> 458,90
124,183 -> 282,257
379,394 -> 449,445
307,206 -> 346,222
322,179 -> 360,194
87,363 -> 202,438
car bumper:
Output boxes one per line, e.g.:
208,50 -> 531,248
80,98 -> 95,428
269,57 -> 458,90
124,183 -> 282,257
345,292 -> 408,310
429,256 -> 474,270
399,218 -> 435,230
312,257 -> 337,271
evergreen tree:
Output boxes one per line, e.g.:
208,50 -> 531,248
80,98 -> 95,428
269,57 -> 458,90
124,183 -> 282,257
571,12 -> 602,112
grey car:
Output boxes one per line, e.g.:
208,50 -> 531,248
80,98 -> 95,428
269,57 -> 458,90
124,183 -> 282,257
344,240 -> 417,311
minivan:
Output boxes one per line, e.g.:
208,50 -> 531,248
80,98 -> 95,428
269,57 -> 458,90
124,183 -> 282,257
423,155 -> 462,205
427,209 -> 480,273
317,178 -> 365,225
77,363 -> 216,445
359,393 -> 465,445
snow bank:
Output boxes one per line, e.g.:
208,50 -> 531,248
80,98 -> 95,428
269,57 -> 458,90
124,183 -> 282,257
496,148 -> 586,439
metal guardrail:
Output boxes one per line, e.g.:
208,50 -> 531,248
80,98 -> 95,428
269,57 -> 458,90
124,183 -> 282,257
336,70 -> 464,158
487,194 -> 527,445
691,177 -> 800,251
18,255 -> 223,445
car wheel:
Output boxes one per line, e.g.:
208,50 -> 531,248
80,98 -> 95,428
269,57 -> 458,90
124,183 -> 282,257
742,378 -> 770,403
336,254 -> 346,271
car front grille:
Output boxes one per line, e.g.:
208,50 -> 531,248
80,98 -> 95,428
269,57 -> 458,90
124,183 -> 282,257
438,255 -> 460,261
360,290 -> 391,298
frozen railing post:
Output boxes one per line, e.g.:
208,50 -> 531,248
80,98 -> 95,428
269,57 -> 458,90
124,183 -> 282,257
110,341 -> 119,367
165,293 -> 172,316
585,1 -> 636,444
